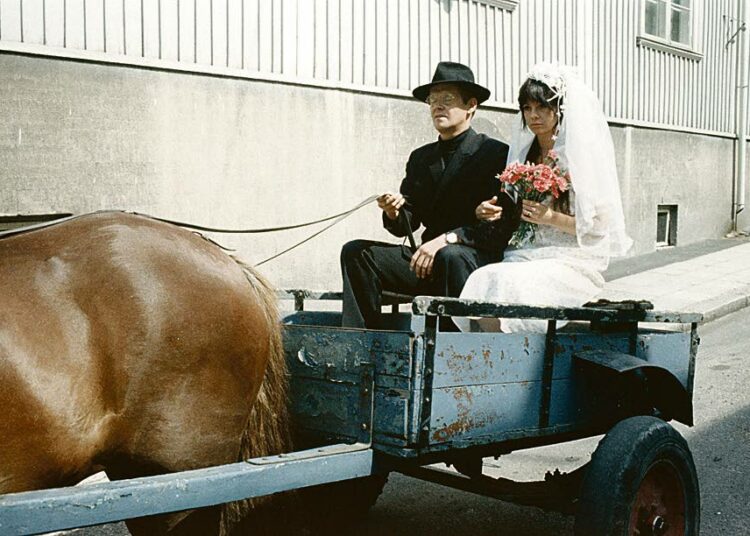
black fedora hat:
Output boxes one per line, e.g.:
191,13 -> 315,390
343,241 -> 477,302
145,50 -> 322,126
412,61 -> 491,104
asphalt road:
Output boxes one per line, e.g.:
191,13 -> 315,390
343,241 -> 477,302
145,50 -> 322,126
65,307 -> 750,535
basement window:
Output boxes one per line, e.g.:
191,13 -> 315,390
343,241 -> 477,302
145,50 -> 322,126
656,205 -> 678,248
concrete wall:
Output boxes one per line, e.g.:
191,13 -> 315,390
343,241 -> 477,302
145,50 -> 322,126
613,126 -> 736,256
0,53 -> 740,291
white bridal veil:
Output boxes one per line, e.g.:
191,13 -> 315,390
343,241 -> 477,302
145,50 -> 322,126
507,63 -> 632,257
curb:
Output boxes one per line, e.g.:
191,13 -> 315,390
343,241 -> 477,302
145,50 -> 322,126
699,292 -> 750,325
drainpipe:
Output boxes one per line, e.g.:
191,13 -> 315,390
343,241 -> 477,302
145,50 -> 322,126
734,0 -> 750,231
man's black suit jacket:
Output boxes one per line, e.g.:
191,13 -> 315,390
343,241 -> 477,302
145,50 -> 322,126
383,128 -> 519,262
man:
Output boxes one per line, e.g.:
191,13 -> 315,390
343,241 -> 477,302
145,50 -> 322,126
341,61 -> 520,329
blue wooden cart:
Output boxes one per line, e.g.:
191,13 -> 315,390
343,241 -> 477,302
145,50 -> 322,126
0,294 -> 701,535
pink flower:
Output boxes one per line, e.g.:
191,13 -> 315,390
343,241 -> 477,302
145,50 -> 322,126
497,153 -> 571,201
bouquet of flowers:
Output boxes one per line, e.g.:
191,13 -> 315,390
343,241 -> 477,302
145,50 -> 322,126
498,150 -> 571,246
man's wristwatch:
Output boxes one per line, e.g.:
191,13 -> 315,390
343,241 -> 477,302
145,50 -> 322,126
445,232 -> 459,244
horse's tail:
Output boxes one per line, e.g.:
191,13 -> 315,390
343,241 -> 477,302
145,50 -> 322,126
220,259 -> 293,535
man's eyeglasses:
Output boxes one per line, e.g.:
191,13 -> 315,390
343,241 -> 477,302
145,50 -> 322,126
426,93 -> 459,107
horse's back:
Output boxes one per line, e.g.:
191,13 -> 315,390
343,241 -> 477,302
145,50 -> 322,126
0,212 -> 274,494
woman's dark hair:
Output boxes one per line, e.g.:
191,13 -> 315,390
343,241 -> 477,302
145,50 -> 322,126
518,78 -> 563,128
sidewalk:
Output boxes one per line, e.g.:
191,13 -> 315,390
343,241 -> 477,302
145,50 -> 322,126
600,237 -> 750,323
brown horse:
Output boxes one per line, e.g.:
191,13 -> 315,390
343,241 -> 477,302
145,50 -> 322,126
0,211 -> 291,535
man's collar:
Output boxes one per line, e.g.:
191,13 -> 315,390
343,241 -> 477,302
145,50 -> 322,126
437,126 -> 473,143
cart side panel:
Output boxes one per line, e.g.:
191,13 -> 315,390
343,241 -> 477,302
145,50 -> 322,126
424,329 -> 693,450
429,382 -> 544,444
636,331 -> 692,387
284,326 -> 418,446
430,332 -> 635,389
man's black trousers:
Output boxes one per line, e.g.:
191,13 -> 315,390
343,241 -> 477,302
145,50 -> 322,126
340,239 -> 499,329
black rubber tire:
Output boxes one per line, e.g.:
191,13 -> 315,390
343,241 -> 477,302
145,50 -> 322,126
575,416 -> 700,536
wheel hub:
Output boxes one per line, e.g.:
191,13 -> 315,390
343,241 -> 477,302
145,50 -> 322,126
629,461 -> 686,536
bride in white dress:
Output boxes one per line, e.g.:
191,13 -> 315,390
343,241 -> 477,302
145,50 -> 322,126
455,63 -> 632,332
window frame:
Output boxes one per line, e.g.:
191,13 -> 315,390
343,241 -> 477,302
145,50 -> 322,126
638,0 -> 704,61
472,0 -> 518,11
656,205 -> 678,248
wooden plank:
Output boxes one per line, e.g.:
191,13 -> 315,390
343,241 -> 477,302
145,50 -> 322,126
284,326 -> 414,379
141,0 -> 160,58
45,0 -> 66,47
270,0 -> 281,71
385,0 -> 398,87
21,0 -> 44,45
475,1 -> 487,91
296,0 -> 312,77
257,0 -> 272,71
84,0 -> 105,52
373,0 -> 385,86
431,331 -> 631,389
0,447 -> 375,535
226,0 -> 243,68
65,0 -> 86,49
123,0 -> 142,56
243,0 -> 258,70
290,377 -> 364,440
638,331 -> 692,387
103,0 -> 125,54
160,0 -> 179,61
178,0 -> 196,62
326,0 -> 340,81
397,0 -> 409,88
374,388 -> 411,440
314,0 -> 328,79
429,381 -> 543,445
0,0 -> 23,42
412,296 -> 702,324
339,0 -> 353,83
351,0 -> 364,84
210,0 -> 227,66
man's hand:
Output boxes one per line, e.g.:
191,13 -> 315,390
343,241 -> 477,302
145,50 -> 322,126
410,235 -> 448,279
377,192 -> 405,220
475,196 -> 503,221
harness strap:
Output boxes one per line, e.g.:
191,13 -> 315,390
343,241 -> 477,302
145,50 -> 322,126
0,195 -> 381,268
254,194 -> 379,266
400,209 -> 418,251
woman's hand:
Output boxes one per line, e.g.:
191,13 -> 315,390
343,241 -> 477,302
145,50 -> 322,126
475,196 -> 503,221
521,199 -> 555,225
522,199 -> 576,235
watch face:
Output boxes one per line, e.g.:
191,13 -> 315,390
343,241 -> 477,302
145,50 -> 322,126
447,232 -> 458,244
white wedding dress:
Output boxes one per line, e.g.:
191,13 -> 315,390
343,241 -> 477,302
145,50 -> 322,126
454,196 -> 609,332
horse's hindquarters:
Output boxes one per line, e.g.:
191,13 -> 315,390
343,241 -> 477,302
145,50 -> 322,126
0,212 -> 289,536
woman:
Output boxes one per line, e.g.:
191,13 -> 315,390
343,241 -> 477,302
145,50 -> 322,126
455,63 -> 632,332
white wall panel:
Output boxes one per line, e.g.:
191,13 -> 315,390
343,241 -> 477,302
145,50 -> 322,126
122,0 -> 142,57
103,0 -> 124,54
65,0 -> 85,49
0,0 -> 744,135
22,0 -> 45,45
45,0 -> 66,47
84,0 -> 105,52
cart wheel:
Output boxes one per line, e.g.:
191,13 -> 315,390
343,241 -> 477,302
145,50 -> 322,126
575,416 -> 699,536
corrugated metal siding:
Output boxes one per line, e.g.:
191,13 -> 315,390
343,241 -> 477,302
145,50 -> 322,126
0,0 -> 743,134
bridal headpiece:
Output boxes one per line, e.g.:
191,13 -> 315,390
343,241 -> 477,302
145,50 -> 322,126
525,62 -> 575,139
526,62 -> 569,105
